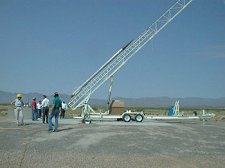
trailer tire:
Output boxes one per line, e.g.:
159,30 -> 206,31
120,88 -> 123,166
135,114 -> 144,122
193,111 -> 197,116
123,114 -> 131,122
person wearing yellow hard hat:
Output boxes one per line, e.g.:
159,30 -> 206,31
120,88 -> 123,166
16,93 -> 22,98
11,93 -> 24,126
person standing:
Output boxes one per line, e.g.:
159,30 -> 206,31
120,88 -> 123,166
49,92 -> 62,132
11,94 -> 24,126
31,97 -> 37,121
37,101 -> 42,119
41,95 -> 50,124
60,101 -> 68,119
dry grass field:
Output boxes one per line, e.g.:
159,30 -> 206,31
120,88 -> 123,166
0,104 -> 8,117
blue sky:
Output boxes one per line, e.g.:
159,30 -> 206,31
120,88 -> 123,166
0,0 -> 225,99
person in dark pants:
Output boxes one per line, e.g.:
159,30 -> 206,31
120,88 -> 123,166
49,92 -> 62,132
41,95 -> 50,124
60,101 -> 68,119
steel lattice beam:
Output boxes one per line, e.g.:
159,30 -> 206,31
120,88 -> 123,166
68,0 -> 192,110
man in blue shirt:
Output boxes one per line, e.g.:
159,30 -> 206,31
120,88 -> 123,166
49,92 -> 62,132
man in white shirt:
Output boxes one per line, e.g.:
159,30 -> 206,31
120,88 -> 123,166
41,95 -> 50,124
60,101 -> 68,119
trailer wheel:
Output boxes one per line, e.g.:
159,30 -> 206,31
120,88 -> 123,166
193,111 -> 197,116
123,114 -> 131,122
135,114 -> 144,122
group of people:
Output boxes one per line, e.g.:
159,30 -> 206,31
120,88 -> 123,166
31,95 -> 49,122
11,92 -> 68,132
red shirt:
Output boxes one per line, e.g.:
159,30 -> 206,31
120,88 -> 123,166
31,100 -> 37,110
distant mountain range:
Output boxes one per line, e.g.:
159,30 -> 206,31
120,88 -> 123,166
0,90 -> 224,108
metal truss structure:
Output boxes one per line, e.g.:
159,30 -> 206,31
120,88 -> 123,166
68,0 -> 193,112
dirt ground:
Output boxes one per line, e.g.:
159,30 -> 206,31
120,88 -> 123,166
0,114 -> 225,168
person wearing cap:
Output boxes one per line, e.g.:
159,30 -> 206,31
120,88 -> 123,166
31,97 -> 37,121
49,92 -> 62,132
11,94 -> 24,126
